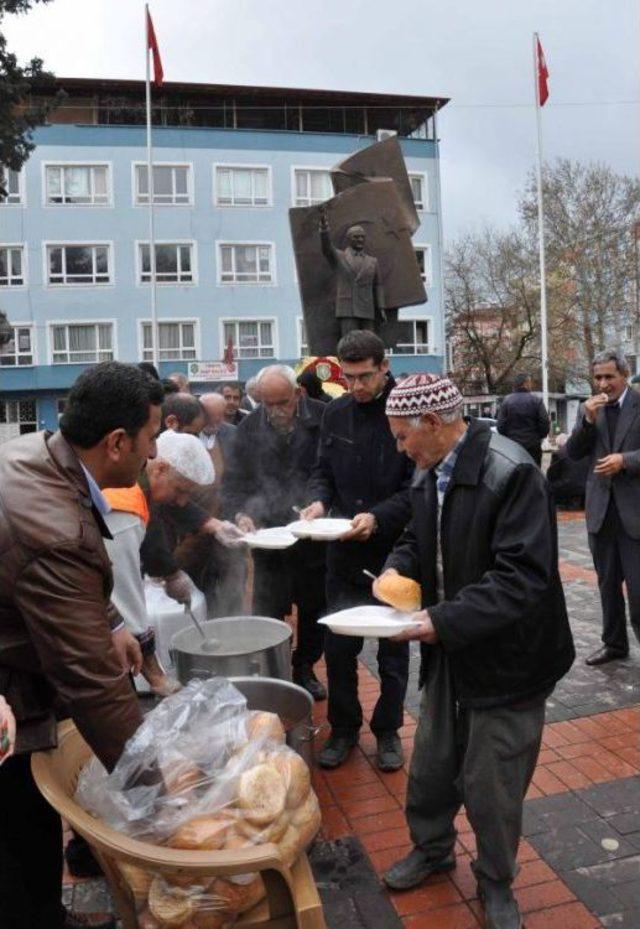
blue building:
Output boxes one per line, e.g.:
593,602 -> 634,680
0,78 -> 448,437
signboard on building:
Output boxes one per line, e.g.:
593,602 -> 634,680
188,361 -> 239,382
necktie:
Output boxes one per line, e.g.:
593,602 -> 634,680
605,403 -> 620,445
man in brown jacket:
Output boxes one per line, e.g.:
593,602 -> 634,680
0,361 -> 164,929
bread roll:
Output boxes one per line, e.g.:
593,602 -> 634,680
138,908 -> 162,929
270,752 -> 311,809
237,809 -> 290,844
278,824 -> 302,868
148,876 -> 195,927
117,861 -> 152,903
291,792 -> 321,849
165,762 -> 206,796
168,815 -> 231,851
210,876 -> 264,916
376,573 -> 421,613
246,711 -> 286,744
238,763 -> 286,825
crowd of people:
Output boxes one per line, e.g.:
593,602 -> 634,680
0,333 -> 638,929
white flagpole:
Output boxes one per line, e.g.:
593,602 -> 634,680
533,32 -> 549,409
145,3 -> 158,368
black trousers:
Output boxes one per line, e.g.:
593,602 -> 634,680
325,575 -> 409,738
0,752 -> 64,929
589,501 -> 640,653
252,540 -> 326,669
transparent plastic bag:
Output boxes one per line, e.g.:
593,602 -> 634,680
76,678 -> 321,927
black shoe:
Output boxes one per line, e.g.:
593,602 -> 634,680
318,734 -> 357,769
477,879 -> 522,929
293,667 -> 327,701
383,848 -> 456,891
63,909 -> 116,929
585,645 -> 629,666
376,732 -> 404,772
65,835 -> 103,878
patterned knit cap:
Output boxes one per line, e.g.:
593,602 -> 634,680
386,373 -> 463,418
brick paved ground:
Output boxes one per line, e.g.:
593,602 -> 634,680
63,514 -> 640,928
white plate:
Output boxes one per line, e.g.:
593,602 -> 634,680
243,527 -> 298,550
318,605 -> 421,638
287,518 -> 353,541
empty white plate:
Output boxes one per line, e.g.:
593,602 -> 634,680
243,527 -> 298,550
318,605 -> 422,638
288,518 -> 353,541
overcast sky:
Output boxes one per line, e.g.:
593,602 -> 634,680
4,0 -> 639,240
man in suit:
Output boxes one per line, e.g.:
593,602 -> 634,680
566,349 -> 640,665
320,206 -> 386,338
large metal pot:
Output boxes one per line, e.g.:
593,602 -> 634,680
170,616 -> 292,684
229,676 -> 319,767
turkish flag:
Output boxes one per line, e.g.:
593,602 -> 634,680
146,9 -> 164,87
537,37 -> 549,107
223,338 -> 235,365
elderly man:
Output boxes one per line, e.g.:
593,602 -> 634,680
376,374 -> 574,929
302,330 -> 412,770
199,392 -> 237,478
223,365 -> 327,699
566,348 -> 640,665
167,371 -> 191,393
0,362 -> 163,929
242,376 -> 261,411
162,393 -> 205,435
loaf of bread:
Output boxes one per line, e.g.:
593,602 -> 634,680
118,861 -> 153,904
269,751 -> 311,809
376,572 -> 421,613
238,763 -> 286,825
246,711 -> 286,744
148,876 -> 195,927
168,814 -> 231,851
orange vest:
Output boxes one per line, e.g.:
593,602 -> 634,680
103,484 -> 150,526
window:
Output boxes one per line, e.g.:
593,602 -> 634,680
409,173 -> 427,211
0,246 -> 25,287
138,243 -> 195,284
0,399 -> 37,443
222,320 -> 275,359
392,319 -> 432,355
414,246 -> 433,287
141,321 -> 197,361
219,244 -> 273,284
624,324 -> 635,342
293,169 -> 333,207
0,167 -> 22,205
135,164 -> 192,205
51,322 -> 114,364
47,245 -> 111,286
298,317 -> 309,356
0,326 -> 34,366
215,166 -> 270,206
45,164 -> 109,205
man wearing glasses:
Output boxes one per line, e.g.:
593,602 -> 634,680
302,331 -> 413,770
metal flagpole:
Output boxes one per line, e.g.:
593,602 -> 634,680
533,32 -> 549,409
145,3 -> 158,368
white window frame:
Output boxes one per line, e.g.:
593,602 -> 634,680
0,323 -> 36,367
219,317 -> 279,360
135,240 -> 198,286
0,243 -> 27,288
290,165 -> 334,207
624,323 -> 635,342
42,161 -> 112,207
0,398 -> 38,441
0,166 -> 25,206
414,244 -> 433,288
137,318 -> 201,362
43,242 -> 114,288
48,319 -> 118,365
216,241 -> 276,286
390,316 -> 434,355
132,161 -> 194,206
297,317 -> 309,357
213,164 -> 272,208
408,172 -> 428,212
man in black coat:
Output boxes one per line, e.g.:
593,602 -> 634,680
223,365 -> 327,699
496,372 -> 550,465
376,373 -> 574,929
566,349 -> 640,665
302,331 -> 413,771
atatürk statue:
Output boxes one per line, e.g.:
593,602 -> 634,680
319,205 -> 386,338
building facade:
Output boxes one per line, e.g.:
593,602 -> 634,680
0,79 -> 448,438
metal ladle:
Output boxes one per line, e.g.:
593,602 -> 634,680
185,606 -> 219,653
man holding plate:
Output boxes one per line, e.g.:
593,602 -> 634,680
375,373 -> 574,929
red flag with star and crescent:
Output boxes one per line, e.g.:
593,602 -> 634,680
537,37 -> 549,107
146,8 -> 164,87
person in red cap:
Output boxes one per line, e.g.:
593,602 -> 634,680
374,373 -> 574,929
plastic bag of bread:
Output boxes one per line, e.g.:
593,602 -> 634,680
76,678 -> 321,927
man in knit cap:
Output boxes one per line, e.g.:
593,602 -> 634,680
375,374 -> 574,929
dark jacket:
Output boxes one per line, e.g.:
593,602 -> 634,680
385,420 -> 574,708
497,388 -> 550,451
223,395 -> 325,527
566,388 -> 640,538
547,446 -> 588,505
306,376 -> 413,583
0,431 -> 143,768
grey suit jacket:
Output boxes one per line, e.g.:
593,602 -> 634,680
566,388 -> 640,538
320,231 -> 385,320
